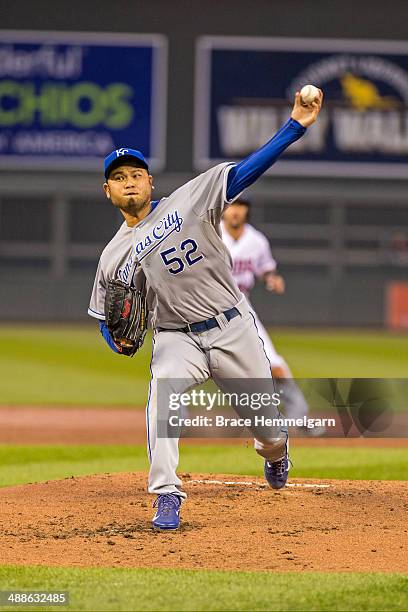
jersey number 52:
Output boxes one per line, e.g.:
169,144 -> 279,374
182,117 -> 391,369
160,239 -> 203,275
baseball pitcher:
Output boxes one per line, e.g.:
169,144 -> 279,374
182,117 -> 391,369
88,90 -> 323,529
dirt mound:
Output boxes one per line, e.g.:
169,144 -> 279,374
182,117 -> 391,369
0,472 -> 406,572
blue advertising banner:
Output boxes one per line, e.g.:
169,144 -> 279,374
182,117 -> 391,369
0,31 -> 167,170
195,37 -> 408,178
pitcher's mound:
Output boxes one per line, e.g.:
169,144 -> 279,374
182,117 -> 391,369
0,472 -> 406,572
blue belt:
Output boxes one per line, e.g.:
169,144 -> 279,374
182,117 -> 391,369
157,306 -> 240,334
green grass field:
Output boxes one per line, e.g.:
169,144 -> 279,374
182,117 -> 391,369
0,325 -> 408,405
0,566 -> 407,611
0,325 -> 407,611
0,444 -> 407,489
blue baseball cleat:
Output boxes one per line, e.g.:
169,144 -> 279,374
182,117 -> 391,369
264,438 -> 290,490
152,494 -> 181,530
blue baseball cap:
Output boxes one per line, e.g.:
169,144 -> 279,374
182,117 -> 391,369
104,148 -> 149,179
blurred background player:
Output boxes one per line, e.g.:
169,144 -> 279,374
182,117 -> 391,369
221,199 -> 322,435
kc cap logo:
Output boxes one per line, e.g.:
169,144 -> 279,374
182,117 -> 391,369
104,148 -> 149,178
116,148 -> 130,157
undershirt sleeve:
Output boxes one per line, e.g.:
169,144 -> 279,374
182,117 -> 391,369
98,320 -> 120,354
225,118 -> 306,202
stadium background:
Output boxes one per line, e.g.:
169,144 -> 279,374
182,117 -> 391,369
1,0 -> 408,326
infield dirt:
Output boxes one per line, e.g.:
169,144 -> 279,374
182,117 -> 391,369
0,406 -> 406,446
0,472 -> 406,572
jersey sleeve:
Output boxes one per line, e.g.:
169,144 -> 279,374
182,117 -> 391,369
191,162 -> 238,218
254,235 -> 277,278
88,259 -> 107,320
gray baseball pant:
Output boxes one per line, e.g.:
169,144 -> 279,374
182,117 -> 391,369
146,297 -> 287,499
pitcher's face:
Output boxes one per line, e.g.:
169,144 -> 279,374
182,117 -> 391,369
103,164 -> 153,215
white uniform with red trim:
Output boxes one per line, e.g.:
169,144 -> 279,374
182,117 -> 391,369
221,221 -> 287,370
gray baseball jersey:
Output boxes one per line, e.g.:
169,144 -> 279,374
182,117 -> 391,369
89,163 -> 242,328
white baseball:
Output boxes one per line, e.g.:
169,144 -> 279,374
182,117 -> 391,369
300,84 -> 320,105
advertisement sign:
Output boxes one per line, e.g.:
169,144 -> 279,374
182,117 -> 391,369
0,31 -> 167,170
195,37 -> 408,177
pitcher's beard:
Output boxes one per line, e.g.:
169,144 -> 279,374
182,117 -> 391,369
113,196 -> 150,217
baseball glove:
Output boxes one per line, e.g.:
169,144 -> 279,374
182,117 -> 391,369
104,279 -> 148,357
